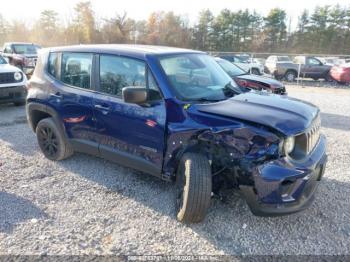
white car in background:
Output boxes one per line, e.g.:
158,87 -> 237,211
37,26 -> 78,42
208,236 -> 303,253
316,57 -> 341,66
0,55 -> 27,106
218,55 -> 264,75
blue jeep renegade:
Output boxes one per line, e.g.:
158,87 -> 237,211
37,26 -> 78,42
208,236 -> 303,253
26,45 -> 327,223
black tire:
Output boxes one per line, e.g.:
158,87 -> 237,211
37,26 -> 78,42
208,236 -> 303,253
324,74 -> 333,82
36,117 -> 73,161
176,152 -> 212,223
285,70 -> 297,82
312,77 -> 319,81
251,68 -> 260,75
13,101 -> 25,106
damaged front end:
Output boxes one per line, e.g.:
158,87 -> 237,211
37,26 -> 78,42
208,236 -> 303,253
162,98 -> 327,216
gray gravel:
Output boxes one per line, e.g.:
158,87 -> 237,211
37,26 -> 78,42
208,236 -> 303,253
0,86 -> 349,255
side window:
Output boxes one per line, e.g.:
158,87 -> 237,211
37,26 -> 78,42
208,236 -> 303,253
4,45 -> 12,54
48,52 -> 60,79
100,55 -> 146,97
307,58 -> 321,66
61,53 -> 92,89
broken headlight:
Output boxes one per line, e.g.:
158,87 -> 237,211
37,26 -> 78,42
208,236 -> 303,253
284,136 -> 295,154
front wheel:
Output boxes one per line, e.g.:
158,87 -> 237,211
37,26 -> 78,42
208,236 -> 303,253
36,118 -> 73,161
324,74 -> 333,82
176,153 -> 212,223
285,71 -> 297,82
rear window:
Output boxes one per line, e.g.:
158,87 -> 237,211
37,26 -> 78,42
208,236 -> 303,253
48,53 -> 60,79
61,53 -> 92,89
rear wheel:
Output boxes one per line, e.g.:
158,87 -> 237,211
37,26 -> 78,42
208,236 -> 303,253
285,71 -> 297,82
176,152 -> 212,223
36,118 -> 73,161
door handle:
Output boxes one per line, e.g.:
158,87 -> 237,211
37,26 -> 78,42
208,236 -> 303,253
94,104 -> 111,111
50,93 -> 63,99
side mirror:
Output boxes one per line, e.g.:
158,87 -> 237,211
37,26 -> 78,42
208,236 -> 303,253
122,86 -> 148,104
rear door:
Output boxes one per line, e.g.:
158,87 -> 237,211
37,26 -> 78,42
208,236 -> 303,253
46,52 -> 99,155
93,54 -> 166,176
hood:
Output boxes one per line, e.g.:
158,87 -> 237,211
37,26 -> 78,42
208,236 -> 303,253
235,74 -> 284,87
0,63 -> 22,73
196,92 -> 319,136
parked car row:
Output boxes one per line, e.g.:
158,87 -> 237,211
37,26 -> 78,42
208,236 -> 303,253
265,55 -> 332,82
218,53 -> 350,84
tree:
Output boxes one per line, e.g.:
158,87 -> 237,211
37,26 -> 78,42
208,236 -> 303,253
30,10 -> 60,46
192,9 -> 214,50
263,8 -> 287,51
0,14 -> 8,44
101,12 -> 134,44
71,1 -> 97,44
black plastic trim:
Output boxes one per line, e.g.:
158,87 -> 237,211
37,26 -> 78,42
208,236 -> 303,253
99,144 -> 161,177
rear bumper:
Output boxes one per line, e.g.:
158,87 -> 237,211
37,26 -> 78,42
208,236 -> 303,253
240,134 -> 327,216
0,85 -> 26,104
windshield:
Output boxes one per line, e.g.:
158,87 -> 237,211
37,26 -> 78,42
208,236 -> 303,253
159,54 -> 241,102
0,56 -> 7,64
12,44 -> 39,55
217,59 -> 247,77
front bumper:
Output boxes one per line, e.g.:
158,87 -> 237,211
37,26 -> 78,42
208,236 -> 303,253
0,85 -> 26,104
240,134 -> 327,216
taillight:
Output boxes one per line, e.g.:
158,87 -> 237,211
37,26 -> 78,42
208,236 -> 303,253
235,79 -> 248,87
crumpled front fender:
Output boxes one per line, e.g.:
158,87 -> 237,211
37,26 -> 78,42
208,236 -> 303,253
162,124 -> 281,179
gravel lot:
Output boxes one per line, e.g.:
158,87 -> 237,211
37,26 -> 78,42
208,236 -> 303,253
0,86 -> 349,255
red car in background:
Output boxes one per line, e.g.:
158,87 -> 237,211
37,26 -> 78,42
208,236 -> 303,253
330,64 -> 350,84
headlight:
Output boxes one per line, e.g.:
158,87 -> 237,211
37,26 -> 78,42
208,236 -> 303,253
284,136 -> 295,154
14,72 -> 23,81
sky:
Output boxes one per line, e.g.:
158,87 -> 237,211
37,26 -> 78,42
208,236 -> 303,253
1,0 -> 347,28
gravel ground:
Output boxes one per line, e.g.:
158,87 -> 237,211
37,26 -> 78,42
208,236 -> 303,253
0,86 -> 349,255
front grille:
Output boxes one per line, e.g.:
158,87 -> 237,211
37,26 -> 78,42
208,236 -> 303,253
305,115 -> 321,154
291,114 -> 321,159
0,72 -> 15,84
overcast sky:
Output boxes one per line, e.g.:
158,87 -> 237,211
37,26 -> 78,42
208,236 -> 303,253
2,0 -> 347,28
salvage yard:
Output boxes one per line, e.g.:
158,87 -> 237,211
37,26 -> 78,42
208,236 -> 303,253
0,85 -> 349,255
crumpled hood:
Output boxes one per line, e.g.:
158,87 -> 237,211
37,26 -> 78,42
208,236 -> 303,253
236,74 -> 284,87
196,92 -> 319,136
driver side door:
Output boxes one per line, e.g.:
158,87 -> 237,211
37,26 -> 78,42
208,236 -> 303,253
93,54 -> 166,177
